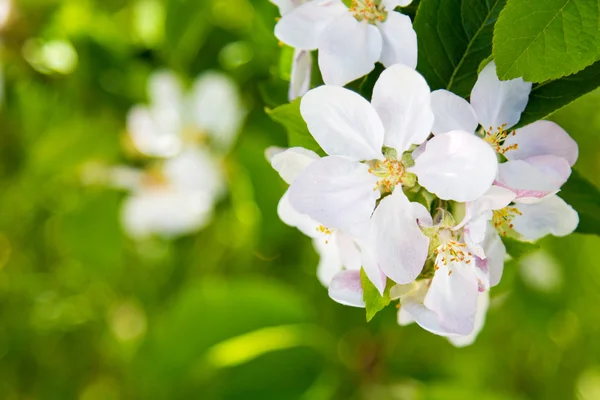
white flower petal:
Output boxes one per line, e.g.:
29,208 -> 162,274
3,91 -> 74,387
270,0 -> 304,15
483,228 -> 506,287
383,0 -> 413,7
278,190 -> 321,237
377,12 -> 417,69
470,61 -> 532,130
289,49 -> 313,101
122,191 -> 213,238
313,236 -> 341,285
447,292 -> 489,348
512,195 -> 579,240
300,85 -> 385,160
163,148 -> 224,198
288,156 -> 380,231
127,105 -> 182,157
190,72 -> 245,152
274,0 -> 346,50
495,156 -> 571,202
430,89 -> 478,135
456,185 -> 516,230
370,189 -> 429,284
148,70 -> 185,111
358,239 -> 388,295
411,130 -> 498,202
371,64 -> 434,152
504,121 -> 579,166
318,14 -> 382,86
328,270 -> 365,307
269,147 -> 320,184
399,281 -> 451,335
423,260 -> 479,335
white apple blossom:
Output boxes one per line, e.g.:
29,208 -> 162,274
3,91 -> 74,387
127,70 -> 246,158
107,148 -> 225,238
274,0 -> 417,86
267,146 -> 382,297
287,65 -> 497,289
270,0 -> 313,100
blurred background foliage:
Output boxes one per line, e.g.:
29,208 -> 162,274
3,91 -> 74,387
0,0 -> 600,399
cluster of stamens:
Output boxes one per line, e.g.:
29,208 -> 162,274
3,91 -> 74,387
142,168 -> 169,189
492,206 -> 522,236
483,123 -> 518,155
433,239 -> 473,276
316,225 -> 333,243
368,158 -> 405,193
349,0 -> 387,23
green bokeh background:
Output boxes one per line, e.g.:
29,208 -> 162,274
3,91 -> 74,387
1,0 -> 600,399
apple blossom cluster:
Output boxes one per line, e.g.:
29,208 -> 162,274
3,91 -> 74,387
267,0 -> 579,346
92,70 -> 245,239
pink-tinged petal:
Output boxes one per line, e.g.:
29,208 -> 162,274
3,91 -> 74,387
411,130 -> 498,202
268,146 -> 320,184
328,270 -> 365,307
504,121 -> 579,166
370,189 -> 429,284
288,156 -> 380,231
371,65 -> 434,152
470,61 -> 532,130
447,291 -> 489,348
277,190 -> 321,237
512,195 -> 579,241
424,260 -> 479,335
289,49 -> 312,100
495,156 -> 571,202
399,281 -> 453,336
300,85 -> 385,160
318,14 -> 382,86
377,12 -> 417,69
274,0 -> 346,50
430,89 -> 478,135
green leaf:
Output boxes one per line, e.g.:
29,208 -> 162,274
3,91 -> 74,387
502,237 -> 540,260
165,0 -> 213,69
414,0 -> 506,97
265,99 -> 323,154
559,170 -> 600,235
515,61 -> 600,128
360,269 -> 391,322
493,0 -> 600,83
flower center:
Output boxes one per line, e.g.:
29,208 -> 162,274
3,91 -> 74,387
368,158 -> 410,193
433,231 -> 473,275
142,168 -> 170,189
349,0 -> 387,24
483,123 -> 519,155
492,206 -> 522,235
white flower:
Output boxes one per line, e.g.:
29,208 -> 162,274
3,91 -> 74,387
127,70 -> 246,158
112,148 -> 224,238
274,0 -> 417,86
270,0 -> 313,100
398,226 -> 505,339
267,146 -> 376,298
288,64 -> 497,243
0,0 -> 10,29
431,61 -> 579,198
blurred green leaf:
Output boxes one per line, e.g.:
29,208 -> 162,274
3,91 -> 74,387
414,0 -> 506,97
493,0 -> 600,82
361,269 -> 391,322
559,170 -> 600,235
502,237 -> 540,260
165,0 -> 213,68
265,98 -> 323,154
516,61 -> 600,128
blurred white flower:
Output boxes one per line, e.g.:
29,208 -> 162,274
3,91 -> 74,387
112,148 -> 224,238
0,0 -> 10,29
127,70 -> 246,158
274,0 -> 417,86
